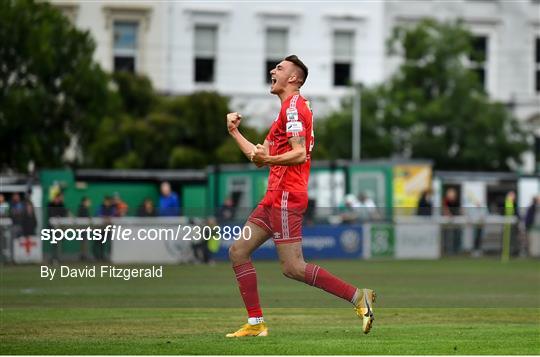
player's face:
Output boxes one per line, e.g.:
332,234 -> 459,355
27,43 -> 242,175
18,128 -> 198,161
269,61 -> 295,94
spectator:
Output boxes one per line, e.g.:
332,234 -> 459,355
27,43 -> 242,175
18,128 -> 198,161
158,181 -> 180,216
47,192 -> 69,263
9,193 -> 25,229
78,197 -> 92,218
206,216 -> 220,265
77,197 -> 92,261
469,199 -> 488,258
47,192 -> 69,219
417,190 -> 433,216
340,193 -> 361,224
442,188 -> 461,254
96,196 -> 116,217
218,196 -> 235,223
112,192 -> 128,217
95,196 -> 116,261
20,199 -> 37,239
522,196 -> 538,257
504,190 -> 521,256
137,198 -> 156,217
358,192 -> 379,221
0,194 -> 9,217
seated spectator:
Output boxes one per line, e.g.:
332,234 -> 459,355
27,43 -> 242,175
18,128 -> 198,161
159,181 -> 180,216
137,198 -> 156,217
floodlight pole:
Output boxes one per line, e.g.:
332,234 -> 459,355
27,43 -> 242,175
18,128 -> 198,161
352,82 -> 362,161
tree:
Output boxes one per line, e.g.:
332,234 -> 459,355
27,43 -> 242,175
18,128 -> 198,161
86,71 -> 259,169
0,0 -> 113,171
317,19 -> 529,170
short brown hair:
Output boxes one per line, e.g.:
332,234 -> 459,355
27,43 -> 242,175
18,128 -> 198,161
284,55 -> 308,85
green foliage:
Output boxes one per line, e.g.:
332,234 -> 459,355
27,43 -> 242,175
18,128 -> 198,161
0,0 -> 112,171
317,19 -> 529,170
168,146 -> 207,169
86,72 -> 258,168
112,72 -> 156,117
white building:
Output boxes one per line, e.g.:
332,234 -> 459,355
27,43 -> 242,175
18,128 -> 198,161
50,0 -> 539,172
383,0 -> 540,173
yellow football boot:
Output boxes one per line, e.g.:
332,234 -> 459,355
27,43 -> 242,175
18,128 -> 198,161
225,323 -> 268,337
354,289 -> 376,334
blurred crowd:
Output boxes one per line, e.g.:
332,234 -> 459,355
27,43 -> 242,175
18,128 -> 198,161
47,181 -> 182,221
1,181 -> 538,263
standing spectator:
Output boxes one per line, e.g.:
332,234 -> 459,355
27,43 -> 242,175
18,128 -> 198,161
417,190 -> 433,216
77,197 -> 92,261
137,198 -> 156,217
504,191 -> 521,256
112,192 -> 128,217
469,199 -> 488,258
0,194 -> 8,262
218,195 -> 235,223
96,196 -> 116,217
442,188 -> 461,254
21,199 -> 37,240
47,192 -> 69,263
206,216 -> 220,265
158,181 -> 180,216
95,196 -> 116,261
0,194 -> 9,217
9,193 -> 25,237
522,196 -> 538,257
48,192 -> 69,218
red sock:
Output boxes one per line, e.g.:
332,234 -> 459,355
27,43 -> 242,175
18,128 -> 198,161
304,263 -> 357,303
233,261 -> 263,318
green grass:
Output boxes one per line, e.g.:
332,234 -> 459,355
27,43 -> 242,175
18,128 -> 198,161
1,258 -> 539,354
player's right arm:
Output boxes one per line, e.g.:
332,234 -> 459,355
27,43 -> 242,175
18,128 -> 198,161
226,112 -> 264,166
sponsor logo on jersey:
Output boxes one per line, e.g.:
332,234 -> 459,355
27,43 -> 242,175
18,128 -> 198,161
286,121 -> 303,133
286,107 -> 298,121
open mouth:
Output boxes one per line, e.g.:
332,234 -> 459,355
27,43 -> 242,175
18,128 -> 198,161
271,77 -> 277,85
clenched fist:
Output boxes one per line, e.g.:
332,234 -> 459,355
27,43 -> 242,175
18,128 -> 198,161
226,112 -> 242,133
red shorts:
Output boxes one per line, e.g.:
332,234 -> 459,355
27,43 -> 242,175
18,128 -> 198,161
248,190 -> 308,244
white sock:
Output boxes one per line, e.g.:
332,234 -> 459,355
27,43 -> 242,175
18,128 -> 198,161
351,288 -> 361,305
247,317 -> 264,325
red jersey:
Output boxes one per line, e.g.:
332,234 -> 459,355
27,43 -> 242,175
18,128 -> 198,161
265,93 -> 314,192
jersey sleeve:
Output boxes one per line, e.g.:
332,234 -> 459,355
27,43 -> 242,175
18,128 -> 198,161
284,100 -> 308,139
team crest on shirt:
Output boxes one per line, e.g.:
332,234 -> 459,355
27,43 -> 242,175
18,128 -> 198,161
286,107 -> 298,121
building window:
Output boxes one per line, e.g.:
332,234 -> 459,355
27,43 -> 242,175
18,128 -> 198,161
265,28 -> 288,83
333,31 -> 354,86
194,25 -> 217,83
535,37 -> 540,93
113,21 -> 138,73
469,35 -> 488,89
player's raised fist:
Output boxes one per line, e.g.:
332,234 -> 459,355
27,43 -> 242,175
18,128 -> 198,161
226,112 -> 242,132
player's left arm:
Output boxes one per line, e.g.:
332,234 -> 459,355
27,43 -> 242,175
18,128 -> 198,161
252,136 -> 306,166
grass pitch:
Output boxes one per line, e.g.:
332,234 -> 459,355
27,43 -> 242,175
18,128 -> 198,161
1,258 -> 539,354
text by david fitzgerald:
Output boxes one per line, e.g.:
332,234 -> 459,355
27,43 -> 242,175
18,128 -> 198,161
41,265 -> 163,281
